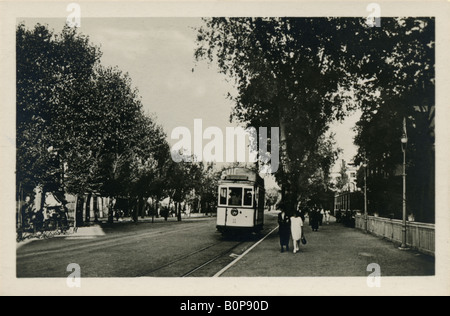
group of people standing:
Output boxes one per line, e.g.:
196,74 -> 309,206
278,205 -> 331,253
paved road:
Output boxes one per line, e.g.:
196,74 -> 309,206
16,215 -> 277,278
16,212 -> 434,278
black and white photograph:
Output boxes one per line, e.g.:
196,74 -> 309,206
1,0 -> 449,297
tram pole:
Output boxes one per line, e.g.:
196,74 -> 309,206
363,161 -> 368,233
399,117 -> 409,250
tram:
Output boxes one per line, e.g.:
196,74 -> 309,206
216,168 -> 265,235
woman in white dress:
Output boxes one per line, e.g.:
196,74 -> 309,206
290,211 -> 304,253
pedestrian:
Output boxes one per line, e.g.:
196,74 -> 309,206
325,210 -> 330,225
310,208 -> 319,232
336,209 -> 342,223
161,206 -> 169,221
20,195 -> 34,228
290,211 -> 304,253
278,206 -> 291,253
299,208 -> 306,223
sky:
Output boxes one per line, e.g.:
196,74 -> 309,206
21,17 -> 360,180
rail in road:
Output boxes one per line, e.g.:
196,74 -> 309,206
16,213 -> 280,278
141,213 -> 280,277
144,226 -> 278,277
145,239 -> 246,277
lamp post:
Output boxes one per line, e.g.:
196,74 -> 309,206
363,161 -> 368,233
399,117 -> 409,250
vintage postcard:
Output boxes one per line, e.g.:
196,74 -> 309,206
1,0 -> 449,297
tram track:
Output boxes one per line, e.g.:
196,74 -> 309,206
140,237 -> 249,277
17,213 -> 280,278
141,225 -> 278,277
180,241 -> 246,277
140,240 -> 226,276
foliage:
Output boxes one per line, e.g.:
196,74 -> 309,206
351,18 -> 435,222
16,23 -> 102,194
195,17 -> 435,222
195,18 -> 365,212
16,23 -> 220,223
265,187 -> 280,210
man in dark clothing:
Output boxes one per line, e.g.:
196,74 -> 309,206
310,208 -> 320,232
278,210 -> 291,253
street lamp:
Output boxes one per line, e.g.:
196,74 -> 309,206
399,117 -> 409,250
363,161 -> 368,233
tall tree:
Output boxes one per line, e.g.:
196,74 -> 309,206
16,24 -> 174,226
16,23 -> 102,208
352,18 -> 435,222
195,18 -> 364,213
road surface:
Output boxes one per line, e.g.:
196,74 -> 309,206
16,212 -> 434,278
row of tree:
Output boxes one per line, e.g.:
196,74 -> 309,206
17,18 -> 435,225
352,18 -> 435,222
195,17 -> 435,222
16,23 -> 219,225
195,18 -> 351,211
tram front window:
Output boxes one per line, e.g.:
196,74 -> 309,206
219,187 -> 227,205
243,188 -> 253,206
228,187 -> 242,206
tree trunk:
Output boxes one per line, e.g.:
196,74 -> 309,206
99,197 -> 104,218
177,202 -> 182,222
140,196 -> 146,218
85,193 -> 92,223
153,200 -> 158,223
74,194 -> 78,229
93,195 -> 99,222
278,102 -> 297,216
17,183 -> 23,231
132,196 -> 140,223
75,194 -> 84,227
33,185 -> 45,212
108,197 -> 115,224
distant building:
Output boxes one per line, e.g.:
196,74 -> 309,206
331,159 -> 362,213
331,159 -> 359,193
346,161 -> 359,193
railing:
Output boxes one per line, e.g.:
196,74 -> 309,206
355,215 -> 435,257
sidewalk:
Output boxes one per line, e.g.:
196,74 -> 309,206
17,213 -> 215,244
76,214 -> 212,233
221,217 -> 435,277
83,212 -> 215,225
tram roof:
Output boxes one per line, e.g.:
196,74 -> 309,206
219,167 -> 264,186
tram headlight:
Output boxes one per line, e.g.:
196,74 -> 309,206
231,209 -> 239,216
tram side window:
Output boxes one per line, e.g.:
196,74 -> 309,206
228,187 -> 243,206
243,188 -> 253,206
219,187 -> 227,205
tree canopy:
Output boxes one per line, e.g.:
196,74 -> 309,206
352,18 -> 435,222
195,17 -> 435,221
195,18 -> 366,212
16,23 -> 221,224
